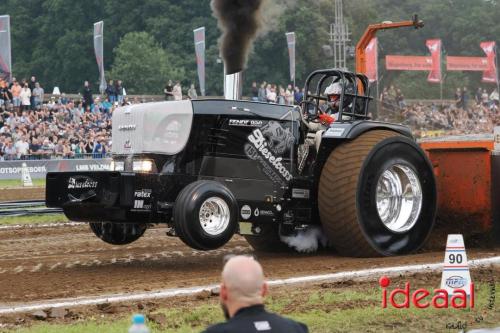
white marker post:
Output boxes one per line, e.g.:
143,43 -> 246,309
21,162 -> 33,187
440,234 -> 472,297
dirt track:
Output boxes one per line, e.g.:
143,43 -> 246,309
0,223 -> 498,307
0,187 -> 45,202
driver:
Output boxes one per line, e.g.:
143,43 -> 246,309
318,82 -> 342,125
303,82 -> 342,151
304,82 -> 341,131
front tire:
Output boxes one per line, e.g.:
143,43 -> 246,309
90,222 -> 147,245
318,130 -> 436,257
174,180 -> 238,250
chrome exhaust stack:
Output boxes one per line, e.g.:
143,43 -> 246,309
224,68 -> 243,100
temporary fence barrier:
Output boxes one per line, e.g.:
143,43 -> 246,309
0,158 -> 112,180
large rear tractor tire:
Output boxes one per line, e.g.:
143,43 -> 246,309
318,130 -> 436,257
90,222 -> 147,245
174,180 -> 238,250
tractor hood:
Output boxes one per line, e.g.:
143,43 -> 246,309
112,100 -> 193,155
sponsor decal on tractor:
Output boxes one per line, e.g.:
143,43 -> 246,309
134,189 -> 152,198
245,122 -> 293,183
67,176 -> 98,190
241,205 -> 252,220
229,119 -> 263,127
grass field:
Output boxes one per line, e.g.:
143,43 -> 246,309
0,214 -> 68,226
0,179 -> 45,188
0,177 -> 64,226
7,276 -> 499,333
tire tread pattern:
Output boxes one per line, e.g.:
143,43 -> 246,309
318,130 -> 401,257
174,181 -> 207,250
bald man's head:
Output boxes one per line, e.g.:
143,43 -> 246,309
221,256 -> 267,305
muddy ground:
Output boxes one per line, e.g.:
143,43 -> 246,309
0,188 -> 45,202
0,223 -> 497,305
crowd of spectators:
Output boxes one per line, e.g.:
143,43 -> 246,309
249,81 -> 305,105
380,85 -> 407,109
378,85 -> 500,138
0,77 -> 127,161
1,76 -> 44,112
164,80 -> 199,101
165,80 -> 304,104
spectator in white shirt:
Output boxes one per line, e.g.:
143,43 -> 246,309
481,89 -> 489,106
489,88 -> 499,107
15,136 -> 30,159
266,86 -> 277,103
20,83 -> 31,111
173,81 -> 182,101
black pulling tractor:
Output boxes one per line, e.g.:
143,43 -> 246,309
46,69 -> 437,257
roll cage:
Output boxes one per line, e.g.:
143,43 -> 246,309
302,69 -> 372,121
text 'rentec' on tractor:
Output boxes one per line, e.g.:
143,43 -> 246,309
45,67 -> 437,257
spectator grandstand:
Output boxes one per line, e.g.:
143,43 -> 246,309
0,100 -> 112,160
377,85 -> 500,138
0,77 -> 118,161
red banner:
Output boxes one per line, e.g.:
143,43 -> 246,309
426,39 -> 442,83
480,41 -> 497,83
385,39 -> 441,83
446,56 -> 488,71
386,55 -> 433,71
386,40 -> 497,84
365,37 -> 378,82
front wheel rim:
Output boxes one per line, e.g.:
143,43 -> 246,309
375,164 -> 423,233
199,197 -> 231,236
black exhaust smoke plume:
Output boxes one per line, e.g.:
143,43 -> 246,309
211,0 -> 263,74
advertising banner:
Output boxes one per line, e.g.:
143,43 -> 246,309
426,39 -> 442,83
385,55 -> 433,71
365,37 -> 378,82
385,39 -> 441,83
446,56 -> 489,71
480,41 -> 497,83
193,27 -> 206,96
286,32 -> 296,83
0,15 -> 12,81
0,159 -> 112,180
94,21 -> 107,93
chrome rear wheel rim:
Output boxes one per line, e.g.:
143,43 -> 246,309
376,164 -> 422,233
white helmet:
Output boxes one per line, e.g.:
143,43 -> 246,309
324,82 -> 342,96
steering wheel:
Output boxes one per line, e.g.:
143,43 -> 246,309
300,100 -> 320,122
